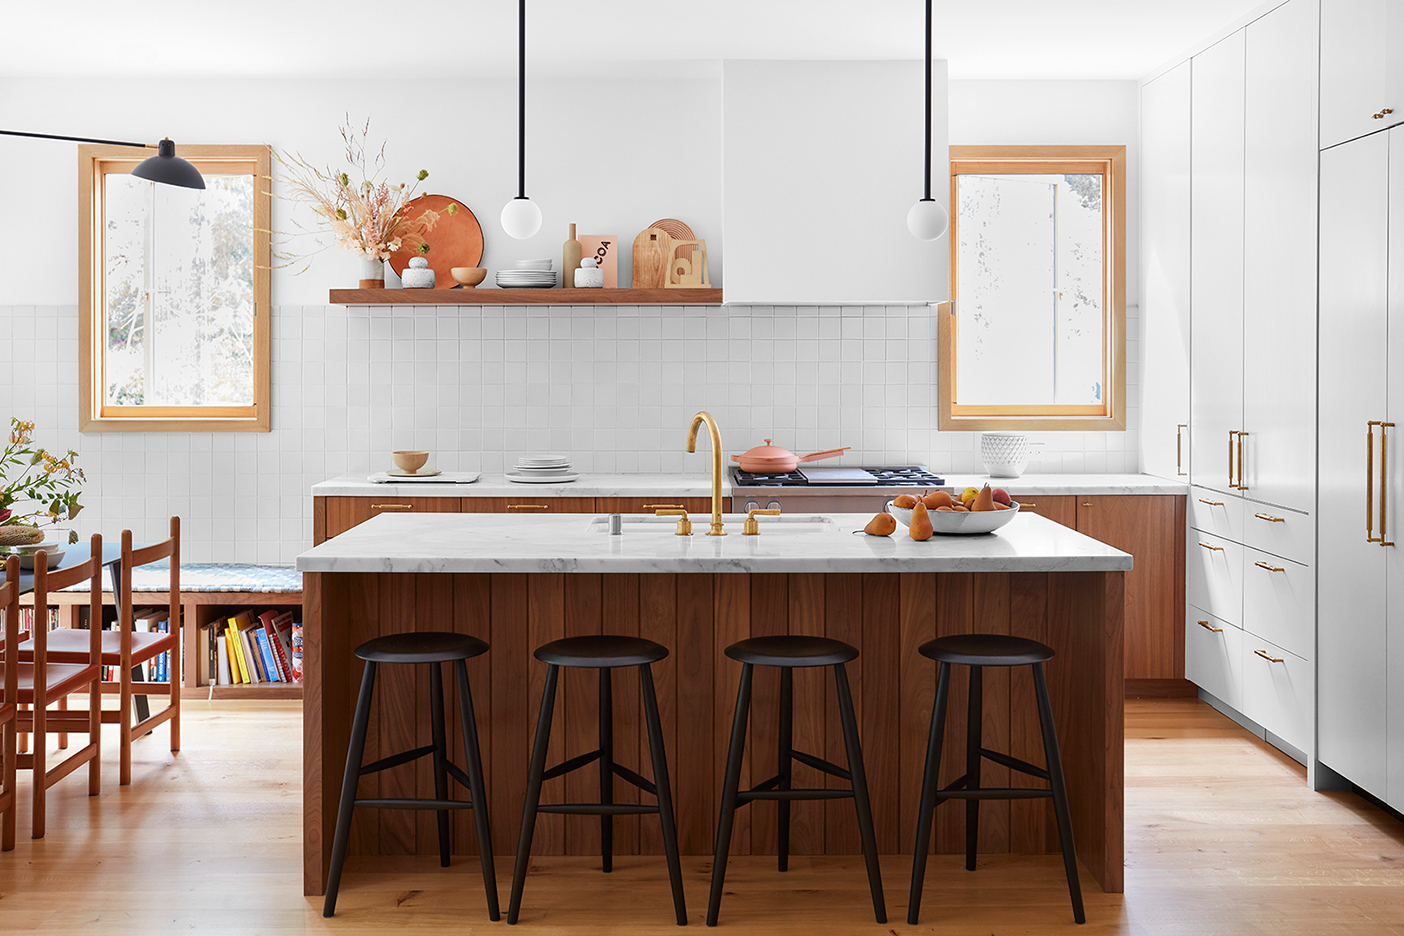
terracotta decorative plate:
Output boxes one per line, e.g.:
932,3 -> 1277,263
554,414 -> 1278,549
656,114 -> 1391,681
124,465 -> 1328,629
648,218 -> 695,241
389,194 -> 484,287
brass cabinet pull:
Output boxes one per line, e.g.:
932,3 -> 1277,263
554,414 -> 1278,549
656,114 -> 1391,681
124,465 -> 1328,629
1177,423 -> 1188,476
1021,503 -> 1039,509
642,503 -> 684,510
1229,430 -> 1238,489
1254,512 -> 1285,523
1254,561 -> 1285,573
1198,620 -> 1223,633
1198,541 -> 1225,552
1254,649 -> 1285,664
1198,498 -> 1224,507
1374,107 -> 1395,119
371,503 -> 413,510
1236,430 -> 1249,490
1370,421 -> 1379,543
507,504 -> 550,511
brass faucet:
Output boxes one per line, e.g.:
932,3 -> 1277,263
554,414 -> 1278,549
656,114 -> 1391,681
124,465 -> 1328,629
686,410 -> 727,536
742,508 -> 780,535
654,507 -> 694,536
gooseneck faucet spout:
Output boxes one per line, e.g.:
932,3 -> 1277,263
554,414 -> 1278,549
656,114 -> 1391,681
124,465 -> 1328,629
686,411 -> 727,536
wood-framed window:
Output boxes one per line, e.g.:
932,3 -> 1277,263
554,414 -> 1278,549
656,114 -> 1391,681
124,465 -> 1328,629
938,145 -> 1126,431
79,144 -> 271,432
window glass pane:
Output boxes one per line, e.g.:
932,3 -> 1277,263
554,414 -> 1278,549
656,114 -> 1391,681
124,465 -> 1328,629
103,173 -> 255,407
954,172 -> 1104,407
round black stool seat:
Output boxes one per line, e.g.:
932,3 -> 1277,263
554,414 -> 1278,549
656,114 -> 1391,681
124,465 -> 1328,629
533,634 -> 669,668
725,635 -> 858,667
355,631 -> 489,664
919,633 -> 1054,667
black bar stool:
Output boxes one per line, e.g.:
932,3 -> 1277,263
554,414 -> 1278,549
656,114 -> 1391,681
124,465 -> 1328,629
508,635 -> 686,926
708,635 -> 885,927
323,632 -> 499,920
907,633 -> 1084,925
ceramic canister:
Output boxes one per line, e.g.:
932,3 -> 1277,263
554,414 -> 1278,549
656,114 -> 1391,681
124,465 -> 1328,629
575,257 -> 604,288
401,255 -> 436,288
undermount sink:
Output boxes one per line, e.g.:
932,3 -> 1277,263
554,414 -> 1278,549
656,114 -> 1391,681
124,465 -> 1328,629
587,514 -> 841,534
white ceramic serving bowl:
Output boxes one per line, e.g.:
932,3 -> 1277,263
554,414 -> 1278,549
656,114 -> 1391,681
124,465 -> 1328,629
980,432 -> 1029,478
886,501 -> 1021,535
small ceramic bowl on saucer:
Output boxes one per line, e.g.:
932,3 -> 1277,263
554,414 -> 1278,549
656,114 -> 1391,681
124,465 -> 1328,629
390,450 -> 435,477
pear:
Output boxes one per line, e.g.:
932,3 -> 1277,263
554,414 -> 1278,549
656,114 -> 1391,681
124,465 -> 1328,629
923,490 -> 954,510
970,485 -> 997,512
909,502 -> 934,541
864,512 -> 897,536
892,494 -> 919,509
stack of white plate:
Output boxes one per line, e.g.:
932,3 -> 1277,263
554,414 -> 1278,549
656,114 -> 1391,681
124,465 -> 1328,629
497,259 -> 556,289
507,454 -> 579,483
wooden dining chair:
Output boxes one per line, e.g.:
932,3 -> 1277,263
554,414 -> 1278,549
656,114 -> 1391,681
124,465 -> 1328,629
23,517 -> 181,785
0,556 -> 19,850
9,535 -> 105,838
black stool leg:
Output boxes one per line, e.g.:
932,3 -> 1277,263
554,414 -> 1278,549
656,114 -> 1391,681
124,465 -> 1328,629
777,666 -> 794,873
707,662 -> 753,927
323,661 -> 377,918
1033,662 -> 1085,925
907,660 -> 951,925
834,662 -> 886,925
965,663 -> 983,872
641,663 -> 687,926
600,666 -> 614,873
456,659 -> 501,921
509,663 -> 560,925
430,662 -> 451,868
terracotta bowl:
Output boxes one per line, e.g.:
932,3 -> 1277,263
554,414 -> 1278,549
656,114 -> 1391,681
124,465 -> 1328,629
392,450 -> 430,473
451,267 -> 487,288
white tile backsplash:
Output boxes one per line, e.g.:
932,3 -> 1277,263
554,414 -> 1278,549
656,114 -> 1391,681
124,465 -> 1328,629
0,303 -> 1139,564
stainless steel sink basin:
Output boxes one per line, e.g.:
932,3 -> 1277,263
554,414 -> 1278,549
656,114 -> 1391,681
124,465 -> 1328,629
587,514 -> 840,534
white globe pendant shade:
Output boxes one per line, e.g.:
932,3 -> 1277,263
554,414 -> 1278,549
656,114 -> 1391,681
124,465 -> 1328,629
907,198 -> 948,241
501,196 -> 542,240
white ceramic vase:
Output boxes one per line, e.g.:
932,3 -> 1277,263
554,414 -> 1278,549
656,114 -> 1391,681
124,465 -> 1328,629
357,255 -> 386,288
980,432 -> 1029,478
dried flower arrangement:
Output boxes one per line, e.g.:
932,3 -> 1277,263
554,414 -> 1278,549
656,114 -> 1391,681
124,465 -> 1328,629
0,417 -> 84,546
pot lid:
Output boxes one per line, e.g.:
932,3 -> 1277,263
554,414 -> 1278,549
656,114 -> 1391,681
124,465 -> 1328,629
737,439 -> 797,460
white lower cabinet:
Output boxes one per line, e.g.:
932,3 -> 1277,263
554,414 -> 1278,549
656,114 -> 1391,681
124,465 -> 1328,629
1242,549 -> 1313,660
1185,606 -> 1244,710
1242,636 -> 1312,755
1189,487 -> 1245,543
1188,531 -> 1244,627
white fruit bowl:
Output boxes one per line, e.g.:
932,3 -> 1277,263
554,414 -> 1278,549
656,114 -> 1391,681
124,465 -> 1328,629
886,501 -> 1021,535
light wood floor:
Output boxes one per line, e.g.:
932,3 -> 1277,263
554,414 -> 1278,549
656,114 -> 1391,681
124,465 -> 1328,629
3,698 -> 1404,933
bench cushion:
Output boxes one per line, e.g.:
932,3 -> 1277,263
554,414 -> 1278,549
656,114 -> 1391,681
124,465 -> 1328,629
59,562 -> 301,594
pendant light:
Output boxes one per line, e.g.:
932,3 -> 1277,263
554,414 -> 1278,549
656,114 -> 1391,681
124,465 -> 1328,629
500,0 -> 542,239
906,0 -> 948,241
0,130 -> 205,189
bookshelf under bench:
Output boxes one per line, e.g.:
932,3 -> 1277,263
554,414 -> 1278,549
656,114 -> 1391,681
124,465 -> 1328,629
35,562 -> 303,700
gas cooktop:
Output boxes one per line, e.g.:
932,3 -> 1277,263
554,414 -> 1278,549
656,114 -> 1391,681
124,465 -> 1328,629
731,466 -> 946,487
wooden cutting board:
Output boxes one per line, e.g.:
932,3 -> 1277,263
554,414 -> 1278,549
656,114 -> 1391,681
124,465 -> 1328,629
631,227 -> 671,288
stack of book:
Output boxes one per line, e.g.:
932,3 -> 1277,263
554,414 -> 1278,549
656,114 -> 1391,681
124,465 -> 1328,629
210,609 -> 301,685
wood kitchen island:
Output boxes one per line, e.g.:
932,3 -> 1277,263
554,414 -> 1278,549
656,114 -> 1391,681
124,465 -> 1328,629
296,512 -> 1130,898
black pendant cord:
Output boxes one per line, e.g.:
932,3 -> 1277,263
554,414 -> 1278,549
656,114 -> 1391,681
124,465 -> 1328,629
517,0 -> 527,200
921,0 -> 933,202
0,129 -> 152,149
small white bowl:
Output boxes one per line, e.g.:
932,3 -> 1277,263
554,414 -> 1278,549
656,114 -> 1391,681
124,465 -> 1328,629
887,501 -> 1021,535
15,547 -> 65,570
514,259 -> 553,271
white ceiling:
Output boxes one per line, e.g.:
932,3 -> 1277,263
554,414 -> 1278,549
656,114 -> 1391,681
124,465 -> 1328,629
2,0 -> 1266,80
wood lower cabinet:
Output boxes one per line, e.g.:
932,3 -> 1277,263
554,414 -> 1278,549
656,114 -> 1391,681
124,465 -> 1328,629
459,497 -> 598,514
1015,495 -> 1077,529
322,496 -> 461,541
596,497 -> 725,515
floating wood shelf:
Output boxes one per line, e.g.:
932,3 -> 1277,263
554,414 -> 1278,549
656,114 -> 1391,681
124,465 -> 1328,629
329,287 -> 723,306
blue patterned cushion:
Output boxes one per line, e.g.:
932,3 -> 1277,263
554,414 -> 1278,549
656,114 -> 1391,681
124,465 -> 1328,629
59,562 -> 301,593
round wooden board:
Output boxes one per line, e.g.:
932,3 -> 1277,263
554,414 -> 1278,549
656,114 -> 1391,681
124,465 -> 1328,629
389,193 -> 484,287
648,217 -> 695,241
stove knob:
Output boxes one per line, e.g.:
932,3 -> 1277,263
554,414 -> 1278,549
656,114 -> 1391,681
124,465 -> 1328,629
766,501 -> 783,513
743,500 -> 761,513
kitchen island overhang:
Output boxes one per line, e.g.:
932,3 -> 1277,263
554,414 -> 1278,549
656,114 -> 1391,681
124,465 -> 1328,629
297,512 -> 1130,898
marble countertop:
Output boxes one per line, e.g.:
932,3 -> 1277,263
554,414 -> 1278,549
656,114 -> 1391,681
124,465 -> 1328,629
295,511 -> 1133,575
312,472 -> 1185,499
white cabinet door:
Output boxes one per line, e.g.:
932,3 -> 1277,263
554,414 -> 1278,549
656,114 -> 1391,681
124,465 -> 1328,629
1190,33 -> 1246,495
1320,0 -> 1389,149
1187,531 -> 1244,628
1386,128 -> 1404,808
1186,606 -> 1244,710
1242,637 -> 1313,755
1140,62 -> 1193,481
1243,0 -> 1318,513
1317,133 -> 1390,797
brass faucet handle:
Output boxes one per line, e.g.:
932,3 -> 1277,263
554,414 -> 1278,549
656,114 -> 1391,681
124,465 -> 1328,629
654,507 -> 693,536
743,508 -> 781,535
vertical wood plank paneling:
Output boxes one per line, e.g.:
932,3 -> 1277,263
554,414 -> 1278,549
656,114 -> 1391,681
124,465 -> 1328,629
860,573 -> 901,855
1008,572 -> 1051,853
602,574 -> 641,854
972,571 -> 1011,854
934,572 -> 972,854
416,574 -> 454,853
489,574 -> 529,857
528,574 -> 567,855
823,573 -> 862,855
454,574 -> 493,856
345,573 -> 380,857
563,575 -> 604,857
638,574 -> 678,856
748,574 -> 788,855
713,574 -> 752,855
898,573 -> 938,856
378,573 -> 417,855
675,574 -> 714,855
788,572 -> 827,855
